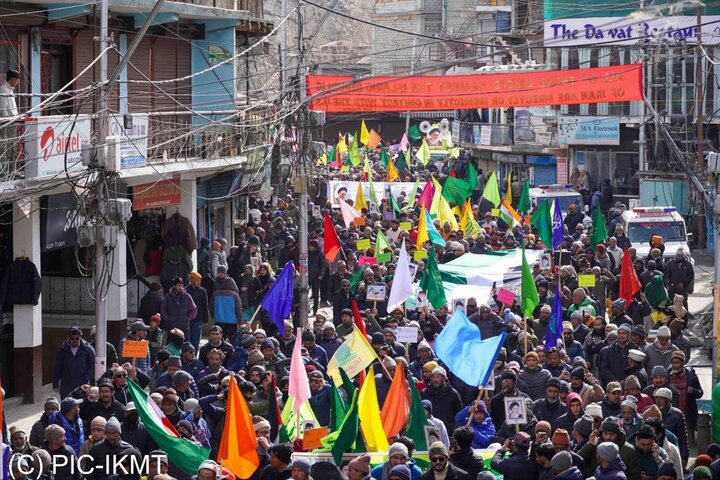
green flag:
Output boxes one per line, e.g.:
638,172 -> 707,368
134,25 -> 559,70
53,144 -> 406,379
330,381 -> 349,432
442,176 -> 473,206
406,177 -> 421,209
517,179 -> 531,214
418,250 -> 447,310
405,378 -> 430,451
349,267 -> 365,295
408,124 -> 422,141
328,143 -> 337,166
466,162 -> 479,191
374,230 -> 391,259
380,146 -> 389,167
591,206 -> 608,248
279,395 -> 319,443
330,390 -> 359,464
481,171 -> 501,207
127,379 -> 210,474
530,200 -> 553,248
348,132 -> 361,167
388,188 -> 401,216
339,367 -> 357,398
368,175 -> 379,204
521,245 -> 539,318
395,151 -> 408,172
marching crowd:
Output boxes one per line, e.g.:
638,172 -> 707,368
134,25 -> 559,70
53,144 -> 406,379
0,143 -> 708,480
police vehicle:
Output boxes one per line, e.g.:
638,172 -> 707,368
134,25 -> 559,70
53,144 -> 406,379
529,184 -> 592,228
619,207 -> 693,263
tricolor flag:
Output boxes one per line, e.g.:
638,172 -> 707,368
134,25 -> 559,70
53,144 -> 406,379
499,200 -> 522,228
128,379 -> 210,474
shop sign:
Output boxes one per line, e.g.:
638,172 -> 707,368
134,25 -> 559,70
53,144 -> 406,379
108,114 -> 148,168
559,116 -> 620,146
133,174 -> 181,210
556,157 -> 568,184
42,193 -> 85,251
24,115 -> 92,179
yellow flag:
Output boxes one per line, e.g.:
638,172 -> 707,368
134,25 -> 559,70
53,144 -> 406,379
416,207 -> 429,250
505,174 -> 512,205
358,366 -> 390,452
337,135 -> 348,153
461,200 -> 482,238
430,176 -> 443,216
355,182 -> 367,211
319,152 -> 327,165
360,119 -> 370,146
387,158 -> 399,182
437,194 -> 459,231
415,139 -> 430,166
327,329 -> 377,386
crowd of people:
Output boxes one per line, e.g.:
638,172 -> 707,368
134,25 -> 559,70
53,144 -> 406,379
0,141 -> 706,480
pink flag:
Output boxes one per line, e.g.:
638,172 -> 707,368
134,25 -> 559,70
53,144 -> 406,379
339,197 -> 361,228
400,133 -> 409,152
359,255 -> 378,266
289,328 -> 311,414
417,179 -> 435,210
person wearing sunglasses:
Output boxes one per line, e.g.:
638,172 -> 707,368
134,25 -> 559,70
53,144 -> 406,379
419,442 -> 468,480
53,326 -> 95,399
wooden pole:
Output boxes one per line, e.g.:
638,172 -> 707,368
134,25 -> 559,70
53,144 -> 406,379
466,388 -> 484,426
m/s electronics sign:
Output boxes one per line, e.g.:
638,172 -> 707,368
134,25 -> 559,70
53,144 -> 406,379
24,115 -> 92,179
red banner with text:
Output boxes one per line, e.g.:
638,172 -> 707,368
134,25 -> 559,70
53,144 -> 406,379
133,174 -> 181,211
306,64 -> 643,113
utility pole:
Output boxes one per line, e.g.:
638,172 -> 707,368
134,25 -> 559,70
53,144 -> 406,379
93,0 -> 110,380
297,5 -> 309,329
404,37 -> 418,137
696,5 -> 707,250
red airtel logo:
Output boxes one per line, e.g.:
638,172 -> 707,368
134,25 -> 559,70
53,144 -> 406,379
40,126 -> 55,162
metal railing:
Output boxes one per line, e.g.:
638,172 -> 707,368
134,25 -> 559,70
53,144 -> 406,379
176,0 -> 264,17
42,275 -> 150,317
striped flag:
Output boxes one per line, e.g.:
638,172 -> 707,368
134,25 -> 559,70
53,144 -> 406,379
499,199 -> 522,228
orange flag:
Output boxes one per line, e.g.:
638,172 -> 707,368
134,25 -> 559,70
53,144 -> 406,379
218,375 -> 259,478
366,129 -> 382,149
380,362 -> 410,439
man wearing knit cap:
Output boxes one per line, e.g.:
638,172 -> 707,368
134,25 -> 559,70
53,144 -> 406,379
308,371 -> 331,427
79,416 -> 107,459
29,397 -> 60,447
259,444 -> 293,480
197,459 -> 222,480
668,349 -> 703,445
315,321 -> 342,360
421,366 -> 462,437
489,370 -> 529,429
452,400 -> 495,449
532,377 -> 566,425
347,454 -> 372,480
180,342 -> 205,379
644,325 -> 678,373
420,442 -> 467,480
375,356 -> 397,408
335,308 -> 355,339
88,416 -> 134,480
388,465 -> 412,480
121,401 -> 156,455
693,466 -> 712,480
577,417 -> 640,480
301,330 -> 328,369
631,325 -> 647,349
490,432 -> 537,479
572,415 -> 594,451
370,442 -> 422,480
653,387 -> 689,467
118,320 -> 151,372
550,451 -> 582,479
633,424 -> 670,478
291,459 -> 311,480
619,396 -> 642,443
610,298 -> 633,327
409,341 -> 436,380
597,322 -> 636,388
568,366 -> 604,406
172,370 -> 200,401
43,424 -> 76,480
517,351 -> 551,401
421,400 -> 449,447
643,366 -> 680,407
594,442 -> 624,479
562,321 -> 585,361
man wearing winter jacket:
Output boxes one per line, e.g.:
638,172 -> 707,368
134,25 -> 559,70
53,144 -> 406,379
53,327 -> 96,399
653,387 -> 689,467
187,272 -> 210,351
490,432 -> 539,480
668,351 -> 703,443
118,320 -> 150,373
161,277 -> 198,339
210,275 -> 243,343
578,417 -> 640,480
533,378 -> 567,427
448,427 -> 486,480
453,402 -> 495,449
87,417 -> 136,480
50,398 -> 85,455
597,324 -> 636,387
421,366 -> 463,436
665,248 -> 694,308
308,371 -> 331,427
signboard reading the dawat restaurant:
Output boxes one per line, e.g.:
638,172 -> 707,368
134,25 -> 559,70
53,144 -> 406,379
544,0 -> 720,46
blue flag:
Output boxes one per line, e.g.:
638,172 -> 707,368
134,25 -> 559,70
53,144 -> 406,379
552,196 -> 564,250
259,261 -> 294,333
545,283 -> 563,349
434,309 -> 506,388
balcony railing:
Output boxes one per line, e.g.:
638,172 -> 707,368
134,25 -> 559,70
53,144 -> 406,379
458,122 -> 513,147
169,0 -> 264,17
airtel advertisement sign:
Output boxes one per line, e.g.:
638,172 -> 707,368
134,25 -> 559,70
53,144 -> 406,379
24,115 -> 92,179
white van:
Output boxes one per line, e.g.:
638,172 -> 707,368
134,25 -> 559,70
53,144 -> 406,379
529,184 -> 592,228
620,207 -> 693,263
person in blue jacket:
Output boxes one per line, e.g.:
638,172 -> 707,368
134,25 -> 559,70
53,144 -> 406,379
307,371 -> 331,427
53,326 -> 95,399
50,398 -> 85,455
454,400 -> 496,449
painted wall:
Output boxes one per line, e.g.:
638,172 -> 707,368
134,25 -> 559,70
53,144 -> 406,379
192,19 -> 236,125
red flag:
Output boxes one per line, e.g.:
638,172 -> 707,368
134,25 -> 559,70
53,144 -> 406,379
449,167 -> 456,178
352,300 -> 367,386
619,248 -> 641,308
323,213 -> 342,262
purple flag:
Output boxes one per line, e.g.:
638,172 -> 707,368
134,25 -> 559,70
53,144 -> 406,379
259,261 -> 294,333
552,197 -> 564,250
545,283 -> 563,349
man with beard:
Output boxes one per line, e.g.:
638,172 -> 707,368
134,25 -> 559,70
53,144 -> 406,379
569,311 -> 590,345
568,367 -> 604,406
598,382 -> 622,418
618,397 -> 642,443
562,323 -> 585,360
533,378 -> 567,426
544,348 -> 572,378
421,367 -> 463,436
421,442 -> 468,480
120,402 -> 155,456
642,366 -> 680,407
583,317 -> 606,373
489,371 -> 529,428
644,326 -> 678,374
80,379 -> 126,431
653,388 -> 689,468
597,324 -> 636,387
88,417 -> 135,480
625,349 -> 648,389
198,326 -> 233,366
42,425 -> 77,480
518,352 -> 551,401
668,351 -> 703,444
533,304 -> 552,343
577,417 -> 640,480
30,397 -> 60,447
632,424 -> 668,479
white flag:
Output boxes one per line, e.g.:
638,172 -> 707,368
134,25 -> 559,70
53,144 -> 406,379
338,196 -> 361,228
387,239 -> 413,312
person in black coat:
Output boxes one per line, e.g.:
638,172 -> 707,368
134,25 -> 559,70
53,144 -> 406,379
53,327 -> 96,399
332,279 -> 354,327
138,283 -> 164,325
0,256 -> 42,305
120,403 -> 156,456
448,427 -> 486,480
187,273 -> 210,352
307,240 -> 329,315
490,432 -> 539,480
420,442 -> 468,480
87,417 -> 136,480
79,379 -> 126,434
421,367 -> 463,436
